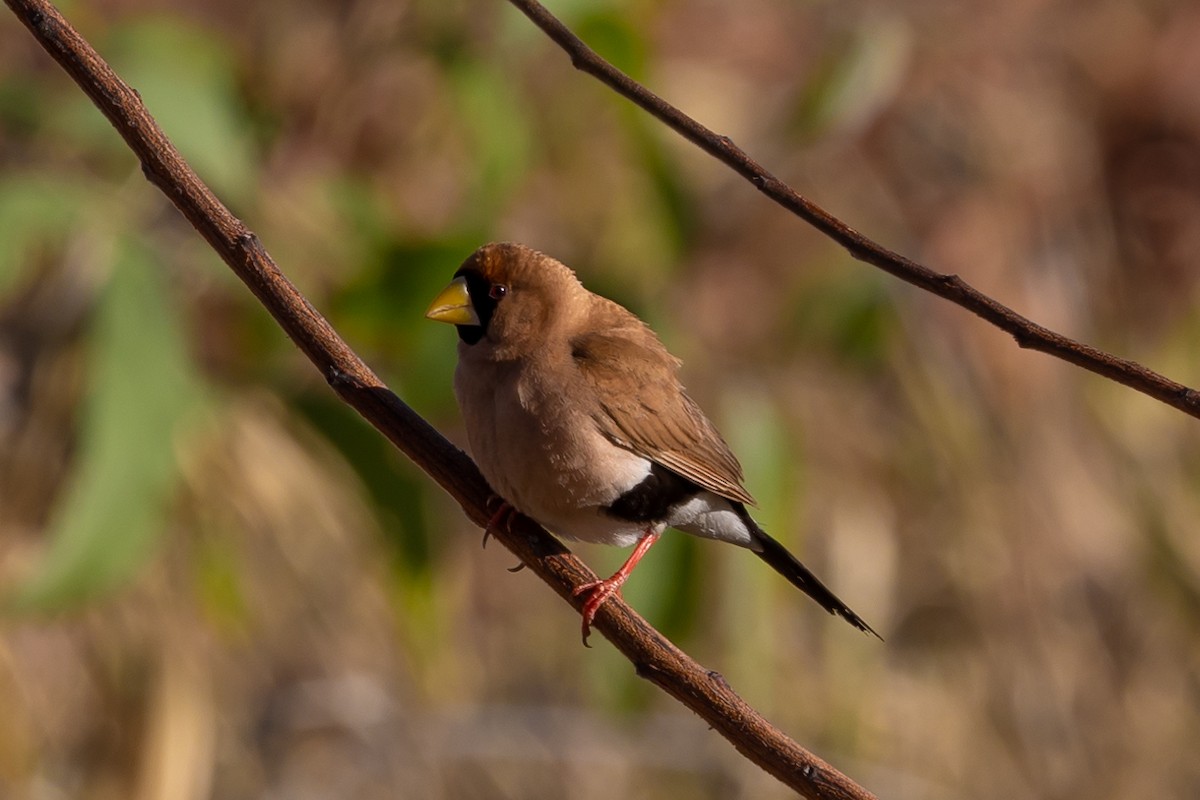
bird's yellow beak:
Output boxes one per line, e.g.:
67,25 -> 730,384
425,276 -> 480,326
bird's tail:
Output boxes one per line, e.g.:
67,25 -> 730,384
736,505 -> 880,639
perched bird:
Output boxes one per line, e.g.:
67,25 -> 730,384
426,242 -> 876,643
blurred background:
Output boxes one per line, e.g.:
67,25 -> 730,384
2,0 -> 1200,797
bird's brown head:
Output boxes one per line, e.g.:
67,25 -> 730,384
426,242 -> 584,357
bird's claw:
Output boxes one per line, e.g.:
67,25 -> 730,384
482,497 -> 515,548
572,577 -> 625,647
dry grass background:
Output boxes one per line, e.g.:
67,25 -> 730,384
2,0 -> 1200,798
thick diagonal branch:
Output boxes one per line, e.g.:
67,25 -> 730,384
2,1 -> 878,797
507,0 -> 1200,421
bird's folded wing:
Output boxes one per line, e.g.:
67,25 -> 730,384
570,329 -> 756,506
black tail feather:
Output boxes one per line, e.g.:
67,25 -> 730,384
737,506 -> 880,639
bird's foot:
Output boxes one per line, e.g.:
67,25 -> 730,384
571,575 -> 627,647
570,531 -> 661,647
482,497 -> 515,548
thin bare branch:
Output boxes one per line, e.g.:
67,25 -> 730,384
2,0 -> 878,797
506,0 -> 1200,421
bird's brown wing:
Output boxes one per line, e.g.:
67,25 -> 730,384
570,327 -> 756,506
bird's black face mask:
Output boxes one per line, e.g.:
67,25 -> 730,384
453,267 -> 500,345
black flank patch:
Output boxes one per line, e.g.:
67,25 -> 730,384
604,462 -> 703,523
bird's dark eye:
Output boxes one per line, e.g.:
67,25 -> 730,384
489,284 -> 508,300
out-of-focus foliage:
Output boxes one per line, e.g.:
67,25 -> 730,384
11,239 -> 207,609
1,1 -> 1199,799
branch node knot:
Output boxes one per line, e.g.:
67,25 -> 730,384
707,669 -> 731,689
325,364 -> 358,390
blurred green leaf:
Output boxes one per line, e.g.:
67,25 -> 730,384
449,60 -> 532,222
10,239 -> 205,610
0,175 -> 93,294
788,15 -> 909,142
0,78 -> 41,137
195,535 -> 249,632
622,528 -> 701,641
626,118 -> 697,251
292,391 -> 434,577
720,392 -> 799,688
788,266 -> 896,368
335,235 -> 480,341
574,6 -> 647,78
105,18 -> 257,202
726,392 -> 796,524
332,234 -> 483,417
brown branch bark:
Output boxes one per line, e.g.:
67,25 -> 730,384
2,1 -> 879,798
507,0 -> 1200,421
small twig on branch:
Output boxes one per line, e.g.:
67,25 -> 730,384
507,0 -> 1200,421
2,1 -> 878,798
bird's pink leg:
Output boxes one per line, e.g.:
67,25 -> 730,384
572,531 -> 660,646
